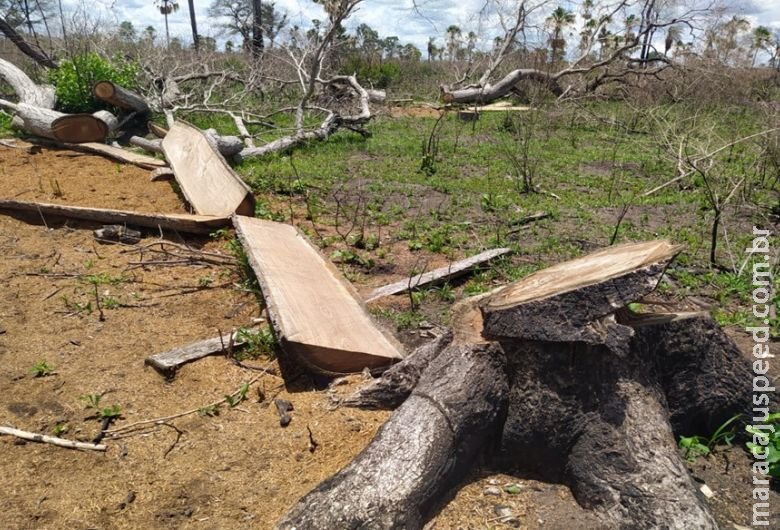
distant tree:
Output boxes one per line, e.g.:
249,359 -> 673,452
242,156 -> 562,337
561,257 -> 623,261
579,18 -> 596,54
664,25 -> 682,57
187,0 -> 199,50
383,35 -> 399,60
751,26 -> 772,67
170,36 -> 183,50
155,0 -> 180,48
118,20 -> 136,42
466,31 -> 477,60
143,25 -> 157,43
199,35 -> 216,51
446,25 -> 460,62
400,43 -> 421,61
207,0 -> 287,49
251,0 -> 262,57
225,39 -> 234,52
546,6 -> 575,62
426,36 -> 436,62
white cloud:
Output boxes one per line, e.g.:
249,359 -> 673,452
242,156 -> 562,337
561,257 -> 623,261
60,0 -> 780,49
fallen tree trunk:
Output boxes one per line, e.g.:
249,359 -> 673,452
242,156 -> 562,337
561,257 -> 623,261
4,103 -> 116,143
0,58 -> 55,108
93,80 -> 149,114
283,241 -> 751,529
442,69 -> 563,104
276,341 -> 508,529
27,138 -> 165,170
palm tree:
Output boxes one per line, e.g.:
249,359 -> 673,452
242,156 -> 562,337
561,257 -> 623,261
546,6 -> 575,62
579,18 -> 597,54
721,16 -> 750,62
427,37 -> 436,62
155,0 -> 179,48
446,25 -> 461,62
580,0 -> 594,21
187,0 -> 198,50
624,14 -> 638,43
664,25 -> 682,57
466,31 -> 477,60
751,26 -> 772,67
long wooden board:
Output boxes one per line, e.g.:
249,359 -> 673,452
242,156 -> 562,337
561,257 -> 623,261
162,121 -> 255,217
365,247 -> 512,302
233,216 -> 404,374
0,200 -> 230,233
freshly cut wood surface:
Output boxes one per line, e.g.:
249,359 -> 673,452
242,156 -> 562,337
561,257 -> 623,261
481,240 -> 682,346
51,113 -> 111,143
365,247 -> 511,302
233,216 -> 404,374
162,121 -> 255,216
0,200 -> 230,233
485,240 -> 680,310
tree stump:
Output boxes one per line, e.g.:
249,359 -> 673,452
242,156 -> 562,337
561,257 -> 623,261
282,241 -> 759,529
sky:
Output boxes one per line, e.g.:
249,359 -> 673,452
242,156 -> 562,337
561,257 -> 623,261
68,0 -> 780,53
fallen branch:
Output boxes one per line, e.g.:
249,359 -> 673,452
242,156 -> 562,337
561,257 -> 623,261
366,247 -> 512,302
0,425 -> 107,451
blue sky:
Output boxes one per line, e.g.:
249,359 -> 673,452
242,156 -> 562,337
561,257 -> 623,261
69,0 -> 780,52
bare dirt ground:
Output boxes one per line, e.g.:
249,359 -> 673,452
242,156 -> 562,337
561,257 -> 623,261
0,144 -> 777,529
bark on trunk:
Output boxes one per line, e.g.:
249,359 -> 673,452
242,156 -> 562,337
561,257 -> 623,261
442,69 -> 563,104
93,81 -> 150,114
284,241 -> 752,530
0,58 -> 55,108
276,341 -> 509,530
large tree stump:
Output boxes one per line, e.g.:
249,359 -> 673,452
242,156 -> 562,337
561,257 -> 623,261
281,241 -> 757,529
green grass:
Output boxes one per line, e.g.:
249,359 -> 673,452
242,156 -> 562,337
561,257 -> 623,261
191,99 -> 776,327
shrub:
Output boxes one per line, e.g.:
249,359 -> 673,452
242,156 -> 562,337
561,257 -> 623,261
48,53 -> 139,113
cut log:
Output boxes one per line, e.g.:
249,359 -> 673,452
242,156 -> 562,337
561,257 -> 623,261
28,137 -> 166,169
480,240 -> 681,352
129,136 -> 163,154
0,200 -> 230,234
365,247 -> 512,303
0,58 -> 55,108
51,112 -> 115,143
162,121 -> 255,217
93,81 -> 150,114
233,216 -> 404,374
148,122 -> 168,138
145,328 -> 258,378
276,341 -> 509,529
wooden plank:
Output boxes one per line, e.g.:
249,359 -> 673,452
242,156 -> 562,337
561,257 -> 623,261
145,329 -> 257,377
28,137 -> 166,169
162,121 -> 255,217
0,200 -> 230,233
365,247 -> 512,303
233,216 -> 404,374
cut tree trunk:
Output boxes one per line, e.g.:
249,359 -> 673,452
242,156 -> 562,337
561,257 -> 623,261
6,104 -> 115,143
281,240 -> 751,529
93,81 -> 149,114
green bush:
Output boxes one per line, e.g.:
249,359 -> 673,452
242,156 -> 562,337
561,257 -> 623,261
48,53 -> 139,113
340,57 -> 401,89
